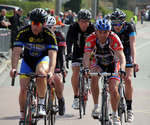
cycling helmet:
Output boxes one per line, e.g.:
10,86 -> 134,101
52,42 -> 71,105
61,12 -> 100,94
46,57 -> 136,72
95,19 -> 111,31
110,11 -> 126,22
30,8 -> 48,23
77,9 -> 91,20
59,12 -> 64,17
46,15 -> 56,26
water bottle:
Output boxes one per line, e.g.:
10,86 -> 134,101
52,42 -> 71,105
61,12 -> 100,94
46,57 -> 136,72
32,96 -> 37,115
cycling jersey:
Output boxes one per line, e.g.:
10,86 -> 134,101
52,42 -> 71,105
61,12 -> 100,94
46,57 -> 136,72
111,22 -> 136,48
84,31 -> 123,66
84,31 -> 123,81
54,30 -> 66,70
13,25 -> 58,71
111,22 -> 136,64
66,21 -> 95,62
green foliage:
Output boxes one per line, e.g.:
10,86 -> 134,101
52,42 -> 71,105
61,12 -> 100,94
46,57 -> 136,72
121,10 -> 133,23
63,0 -> 81,13
0,0 -> 55,16
117,0 -> 130,10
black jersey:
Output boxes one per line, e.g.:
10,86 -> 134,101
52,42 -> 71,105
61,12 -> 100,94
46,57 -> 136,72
66,21 -> 95,59
54,30 -> 66,70
111,22 -> 136,48
13,25 -> 58,66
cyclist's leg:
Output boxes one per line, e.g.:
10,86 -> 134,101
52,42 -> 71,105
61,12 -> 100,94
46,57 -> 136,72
36,56 -> 49,115
124,68 -> 133,107
108,61 -> 121,124
124,47 -> 134,122
90,64 -> 101,118
19,59 -> 32,121
71,63 -> 80,97
109,78 -> 120,125
71,63 -> 80,109
125,68 -> 134,122
54,72 -> 65,116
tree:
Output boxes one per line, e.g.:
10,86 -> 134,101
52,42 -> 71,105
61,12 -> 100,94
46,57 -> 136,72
63,0 -> 81,13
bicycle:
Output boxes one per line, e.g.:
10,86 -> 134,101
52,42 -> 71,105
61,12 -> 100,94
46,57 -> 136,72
90,72 -> 119,125
44,69 -> 66,125
118,64 -> 136,125
11,71 -> 46,125
66,57 -> 91,119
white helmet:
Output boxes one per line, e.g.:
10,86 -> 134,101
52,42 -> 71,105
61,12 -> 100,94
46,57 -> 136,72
46,15 -> 56,26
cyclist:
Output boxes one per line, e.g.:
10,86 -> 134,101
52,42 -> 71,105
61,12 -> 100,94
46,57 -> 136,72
9,8 -> 58,124
66,9 -> 95,109
45,15 -> 66,116
83,19 -> 126,125
110,10 -> 139,122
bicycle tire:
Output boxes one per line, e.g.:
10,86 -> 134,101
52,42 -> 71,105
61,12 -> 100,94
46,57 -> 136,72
45,84 -> 57,125
79,76 -> 82,119
23,92 -> 33,125
118,84 -> 126,125
101,92 -> 108,125
83,78 -> 89,115
44,84 -> 53,125
51,88 -> 57,125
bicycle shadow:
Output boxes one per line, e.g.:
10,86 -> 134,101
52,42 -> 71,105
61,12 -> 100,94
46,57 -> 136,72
0,115 -> 20,120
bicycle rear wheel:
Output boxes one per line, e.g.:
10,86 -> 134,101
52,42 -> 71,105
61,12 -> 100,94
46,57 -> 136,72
45,84 -> 57,125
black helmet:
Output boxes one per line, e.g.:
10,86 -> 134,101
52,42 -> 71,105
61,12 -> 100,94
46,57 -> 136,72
30,8 -> 48,23
77,9 -> 91,20
110,11 -> 126,22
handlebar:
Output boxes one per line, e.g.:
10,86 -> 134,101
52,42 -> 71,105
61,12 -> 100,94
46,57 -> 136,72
54,69 -> 67,83
11,72 -> 46,86
126,64 -> 136,78
11,71 -> 16,86
89,72 -> 119,77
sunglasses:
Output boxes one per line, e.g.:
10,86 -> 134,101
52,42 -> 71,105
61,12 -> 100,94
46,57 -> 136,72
112,22 -> 123,26
31,21 -> 43,26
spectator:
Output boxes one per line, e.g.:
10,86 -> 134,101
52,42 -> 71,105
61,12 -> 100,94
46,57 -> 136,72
72,12 -> 76,22
45,8 -> 51,15
9,8 -> 18,29
56,13 -> 65,26
66,10 -> 73,24
96,11 -> 103,20
10,8 -> 24,48
51,9 -> 55,16
24,13 -> 31,26
62,12 -> 69,24
133,15 -> 137,25
140,10 -> 145,24
0,9 -> 11,28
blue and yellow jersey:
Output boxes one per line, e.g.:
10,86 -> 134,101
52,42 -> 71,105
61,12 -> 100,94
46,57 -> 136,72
13,25 -> 58,60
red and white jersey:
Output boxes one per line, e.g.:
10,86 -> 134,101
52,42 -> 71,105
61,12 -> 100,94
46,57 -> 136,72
84,31 -> 123,66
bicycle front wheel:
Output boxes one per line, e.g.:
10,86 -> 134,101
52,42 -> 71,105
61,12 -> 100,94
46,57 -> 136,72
118,84 -> 126,125
23,92 -> 33,125
79,76 -> 84,119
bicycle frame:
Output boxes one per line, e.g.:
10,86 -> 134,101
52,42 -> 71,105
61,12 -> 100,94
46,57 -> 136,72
90,72 -> 118,125
11,72 -> 46,125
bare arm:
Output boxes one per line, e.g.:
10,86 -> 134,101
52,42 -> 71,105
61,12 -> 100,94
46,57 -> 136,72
48,50 -> 57,74
129,35 -> 136,63
10,47 -> 22,78
115,49 -> 126,70
11,47 -> 22,69
83,51 -> 91,69
1,20 -> 11,27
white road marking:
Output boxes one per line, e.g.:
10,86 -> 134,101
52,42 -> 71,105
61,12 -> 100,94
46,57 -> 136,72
137,41 -> 150,50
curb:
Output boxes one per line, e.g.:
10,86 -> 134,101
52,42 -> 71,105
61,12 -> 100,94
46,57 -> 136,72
0,60 -> 11,74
